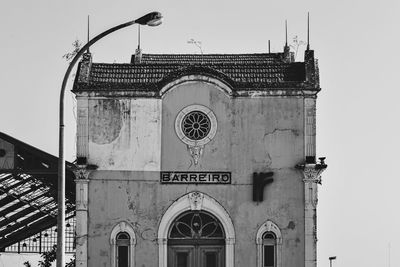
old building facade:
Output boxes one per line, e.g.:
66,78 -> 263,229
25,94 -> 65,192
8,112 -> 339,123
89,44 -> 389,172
72,46 -> 326,267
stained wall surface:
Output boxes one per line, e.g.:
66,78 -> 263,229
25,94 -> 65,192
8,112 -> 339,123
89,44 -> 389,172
83,79 -> 305,267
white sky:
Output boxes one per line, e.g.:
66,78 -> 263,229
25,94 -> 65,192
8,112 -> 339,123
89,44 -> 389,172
1,0 -> 399,266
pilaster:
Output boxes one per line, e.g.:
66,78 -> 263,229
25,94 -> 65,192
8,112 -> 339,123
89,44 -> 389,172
304,97 -> 316,162
73,167 -> 91,267
297,160 -> 327,267
76,97 -> 89,160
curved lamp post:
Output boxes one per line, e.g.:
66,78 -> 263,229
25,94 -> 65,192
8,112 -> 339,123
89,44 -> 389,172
57,11 -> 162,267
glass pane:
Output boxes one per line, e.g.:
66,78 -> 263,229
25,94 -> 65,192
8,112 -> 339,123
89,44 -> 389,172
263,232 -> 275,240
169,211 -> 224,239
118,246 -> 129,267
264,245 -> 275,267
117,232 -> 130,240
177,252 -> 188,267
206,252 -> 217,267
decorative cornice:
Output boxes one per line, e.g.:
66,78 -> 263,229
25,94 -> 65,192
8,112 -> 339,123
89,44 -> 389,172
73,87 -> 320,98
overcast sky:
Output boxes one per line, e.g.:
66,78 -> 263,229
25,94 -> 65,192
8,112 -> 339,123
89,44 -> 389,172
1,0 -> 399,266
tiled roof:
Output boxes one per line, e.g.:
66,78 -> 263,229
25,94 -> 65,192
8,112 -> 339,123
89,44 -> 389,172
139,53 -> 283,65
73,52 -> 315,93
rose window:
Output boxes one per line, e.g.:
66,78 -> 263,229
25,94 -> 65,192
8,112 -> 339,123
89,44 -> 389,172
181,111 -> 211,141
175,104 -> 217,147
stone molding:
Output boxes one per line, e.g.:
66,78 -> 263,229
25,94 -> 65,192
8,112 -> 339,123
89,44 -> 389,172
73,87 -> 321,98
256,220 -> 283,267
255,220 -> 283,245
110,221 -> 137,267
157,191 -> 235,267
160,75 -> 233,97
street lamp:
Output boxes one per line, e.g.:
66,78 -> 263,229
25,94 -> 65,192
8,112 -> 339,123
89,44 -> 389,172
329,256 -> 337,267
56,11 -> 162,267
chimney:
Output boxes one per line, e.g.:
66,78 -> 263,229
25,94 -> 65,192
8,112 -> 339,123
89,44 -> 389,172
283,45 -> 292,63
304,49 -> 319,88
77,52 -> 92,83
132,47 -> 142,64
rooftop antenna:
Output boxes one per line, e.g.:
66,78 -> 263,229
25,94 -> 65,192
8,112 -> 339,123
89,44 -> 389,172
285,20 -> 288,47
307,12 -> 310,50
87,15 -> 90,52
138,24 -> 141,50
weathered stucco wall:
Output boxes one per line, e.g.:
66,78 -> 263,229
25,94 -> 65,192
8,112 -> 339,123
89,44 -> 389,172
84,80 -> 305,267
87,98 -> 161,171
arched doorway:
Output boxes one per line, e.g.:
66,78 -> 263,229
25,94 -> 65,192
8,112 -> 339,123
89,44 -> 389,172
167,210 -> 225,267
158,192 -> 235,267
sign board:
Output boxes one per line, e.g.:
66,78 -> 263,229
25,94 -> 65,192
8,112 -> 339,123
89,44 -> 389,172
160,172 -> 231,184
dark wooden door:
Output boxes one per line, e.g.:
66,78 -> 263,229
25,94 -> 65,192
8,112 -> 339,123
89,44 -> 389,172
168,211 -> 225,267
168,245 -> 224,267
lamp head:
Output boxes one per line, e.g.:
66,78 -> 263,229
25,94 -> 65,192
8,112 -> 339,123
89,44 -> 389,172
135,11 -> 163,26
329,256 -> 337,260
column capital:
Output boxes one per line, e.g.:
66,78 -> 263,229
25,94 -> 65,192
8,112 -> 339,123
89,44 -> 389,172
73,165 -> 96,181
296,159 -> 327,184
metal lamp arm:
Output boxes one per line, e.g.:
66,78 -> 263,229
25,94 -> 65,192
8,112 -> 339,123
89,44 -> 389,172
59,19 -> 136,110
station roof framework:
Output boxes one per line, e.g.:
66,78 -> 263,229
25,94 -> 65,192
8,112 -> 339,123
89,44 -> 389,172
0,132 -> 76,251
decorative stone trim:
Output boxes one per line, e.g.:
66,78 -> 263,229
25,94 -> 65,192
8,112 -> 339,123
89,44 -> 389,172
160,75 -> 233,97
256,220 -> 282,245
110,221 -> 137,267
256,220 -> 283,267
188,191 -> 204,210
175,105 -> 217,147
175,105 -> 217,165
157,191 -> 235,267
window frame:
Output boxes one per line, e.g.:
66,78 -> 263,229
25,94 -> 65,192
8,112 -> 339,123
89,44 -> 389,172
110,221 -> 137,267
256,220 -> 282,267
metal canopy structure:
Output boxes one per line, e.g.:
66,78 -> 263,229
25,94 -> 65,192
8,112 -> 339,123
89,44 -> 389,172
0,132 -> 76,251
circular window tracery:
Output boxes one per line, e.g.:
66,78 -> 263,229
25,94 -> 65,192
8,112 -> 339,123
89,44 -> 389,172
169,211 -> 225,240
175,105 -> 217,146
182,111 -> 211,141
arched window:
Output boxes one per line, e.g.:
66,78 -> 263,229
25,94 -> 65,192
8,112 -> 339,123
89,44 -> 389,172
116,232 -> 130,267
256,220 -> 282,267
110,222 -> 136,267
262,232 -> 277,267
